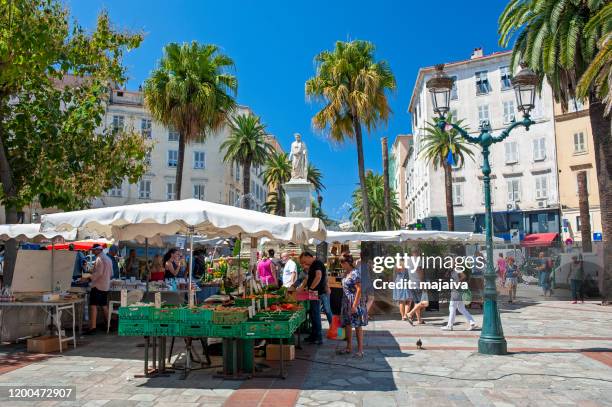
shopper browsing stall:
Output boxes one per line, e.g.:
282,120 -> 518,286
336,252 -> 367,358
83,244 -> 113,334
150,254 -> 165,281
163,248 -> 180,279
280,252 -> 297,288
257,254 -> 276,286
298,251 -> 327,345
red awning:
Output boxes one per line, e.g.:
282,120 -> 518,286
45,241 -> 109,251
521,233 -> 558,247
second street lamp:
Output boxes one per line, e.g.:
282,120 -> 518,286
426,63 -> 538,356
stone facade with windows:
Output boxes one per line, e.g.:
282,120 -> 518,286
405,49 -> 560,240
95,88 -> 276,211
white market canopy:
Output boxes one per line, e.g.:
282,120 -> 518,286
323,230 -> 504,244
0,223 -> 77,243
41,199 -> 326,244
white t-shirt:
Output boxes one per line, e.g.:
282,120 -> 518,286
282,259 -> 297,287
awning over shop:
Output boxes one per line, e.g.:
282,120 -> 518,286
45,239 -> 112,251
0,223 -> 77,242
521,233 -> 558,247
322,230 -> 504,243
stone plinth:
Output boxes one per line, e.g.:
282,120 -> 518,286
283,179 -> 313,218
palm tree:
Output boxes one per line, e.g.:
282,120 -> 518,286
306,40 -> 396,232
262,151 -> 291,215
307,163 -> 325,202
220,113 -> 272,209
144,42 -> 237,199
351,171 -> 401,232
419,112 -> 475,231
499,0 -> 612,302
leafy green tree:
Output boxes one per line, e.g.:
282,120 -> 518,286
419,112 -> 475,231
0,1 -> 147,284
263,151 -> 291,215
307,162 -> 325,202
306,40 -> 396,232
350,171 -> 401,232
499,0 -> 612,302
144,41 -> 237,199
220,113 -> 272,209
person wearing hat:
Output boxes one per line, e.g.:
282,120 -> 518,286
82,244 -> 113,334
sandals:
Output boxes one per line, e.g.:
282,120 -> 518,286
353,352 -> 365,359
335,348 -> 351,355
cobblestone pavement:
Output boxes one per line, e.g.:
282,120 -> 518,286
0,284 -> 610,407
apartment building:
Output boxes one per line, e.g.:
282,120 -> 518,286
389,135 -> 412,226
553,99 -> 603,243
94,88 -> 272,211
406,49 -> 560,240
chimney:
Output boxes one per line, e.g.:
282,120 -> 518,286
471,47 -> 484,59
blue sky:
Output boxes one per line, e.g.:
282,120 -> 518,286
68,0 -> 510,220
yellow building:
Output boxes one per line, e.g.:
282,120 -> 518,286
554,99 -> 602,242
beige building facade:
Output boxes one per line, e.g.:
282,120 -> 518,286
389,135 -> 412,226
554,99 -> 602,242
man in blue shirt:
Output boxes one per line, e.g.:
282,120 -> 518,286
69,244 -> 87,279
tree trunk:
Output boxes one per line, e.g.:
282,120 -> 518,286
381,137 -> 391,230
443,162 -> 455,231
242,159 -> 251,210
0,117 -> 19,286
577,171 -> 592,253
588,93 -> 612,304
175,132 -> 186,200
352,116 -> 372,232
278,185 -> 285,216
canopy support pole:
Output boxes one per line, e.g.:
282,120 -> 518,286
51,240 -> 55,292
188,228 -> 194,307
237,233 -> 242,296
145,238 -> 149,294
250,237 -> 257,296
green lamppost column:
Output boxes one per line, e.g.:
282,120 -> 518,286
426,63 -> 539,355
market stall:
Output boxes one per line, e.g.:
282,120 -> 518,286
41,199 -> 326,379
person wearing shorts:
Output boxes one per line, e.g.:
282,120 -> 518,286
84,244 -> 113,334
505,256 -> 519,303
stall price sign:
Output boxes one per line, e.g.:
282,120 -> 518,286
176,236 -> 186,249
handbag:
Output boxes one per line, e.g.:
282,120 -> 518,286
462,289 -> 473,305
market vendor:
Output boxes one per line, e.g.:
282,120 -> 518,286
298,251 -> 327,345
82,244 -> 113,334
125,249 -> 139,279
163,248 -> 181,279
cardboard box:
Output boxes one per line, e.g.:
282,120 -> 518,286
27,336 -> 61,353
265,344 -> 295,361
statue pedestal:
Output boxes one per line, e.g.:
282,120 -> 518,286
283,179 -> 313,218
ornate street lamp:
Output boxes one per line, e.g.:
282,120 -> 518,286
426,63 -> 538,355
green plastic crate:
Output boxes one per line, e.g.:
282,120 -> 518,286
118,320 -> 150,336
242,321 -> 271,339
181,323 -> 210,337
150,322 -> 180,336
234,297 -> 260,308
180,307 -> 213,323
212,309 -> 249,325
118,305 -> 154,320
151,307 -> 181,322
209,323 -> 242,338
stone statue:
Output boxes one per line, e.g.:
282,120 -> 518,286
289,133 -> 308,180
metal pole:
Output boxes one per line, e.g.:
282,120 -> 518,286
478,145 -> 507,355
51,241 -> 55,291
145,238 -> 149,293
188,231 -> 194,307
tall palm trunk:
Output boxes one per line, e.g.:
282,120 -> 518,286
175,132 -> 187,200
277,186 -> 285,216
588,93 -> 612,303
0,117 -> 19,286
443,161 -> 455,231
381,137 -> 391,230
577,171 -> 592,253
242,159 -> 251,209
352,115 -> 372,232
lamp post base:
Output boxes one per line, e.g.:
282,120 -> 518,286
478,299 -> 507,355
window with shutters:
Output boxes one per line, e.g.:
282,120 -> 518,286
193,151 -> 205,169
507,179 -> 521,202
112,115 -> 124,132
168,127 -> 179,142
502,100 -> 515,123
167,150 -> 178,167
139,180 -> 151,199
573,132 -> 586,153
475,71 -> 491,94
450,76 -> 458,100
452,183 -> 463,206
141,118 -> 152,139
108,184 -> 122,197
166,183 -> 176,200
535,176 -> 548,199
478,104 -> 489,125
505,141 -> 519,164
533,138 -> 546,161
500,66 -> 512,90
193,184 -> 205,200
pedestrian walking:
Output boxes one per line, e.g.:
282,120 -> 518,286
496,253 -> 507,288
536,251 -> 552,297
406,267 -> 429,325
567,255 -> 585,304
505,256 -> 519,303
442,270 -> 478,331
336,252 -> 367,358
